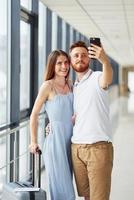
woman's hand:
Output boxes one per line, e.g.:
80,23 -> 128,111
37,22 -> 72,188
29,143 -> 40,154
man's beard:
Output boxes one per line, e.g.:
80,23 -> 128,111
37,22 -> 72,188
71,62 -> 89,73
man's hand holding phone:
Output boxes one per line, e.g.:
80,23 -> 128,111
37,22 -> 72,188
90,37 -> 101,47
88,37 -> 102,60
88,37 -> 110,66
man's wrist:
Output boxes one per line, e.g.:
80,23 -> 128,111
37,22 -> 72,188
31,140 -> 37,144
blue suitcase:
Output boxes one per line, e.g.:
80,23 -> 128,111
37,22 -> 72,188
1,150 -> 46,200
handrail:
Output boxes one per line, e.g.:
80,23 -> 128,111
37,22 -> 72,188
0,150 -> 29,170
0,112 -> 46,171
0,112 -> 46,138
0,121 -> 29,138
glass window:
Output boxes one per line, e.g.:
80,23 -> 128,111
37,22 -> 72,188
73,29 -> 76,42
0,167 -> 6,196
66,23 -> 70,53
76,32 -> 80,41
0,135 -> 7,170
62,21 -> 66,51
0,131 -> 10,196
51,12 -> 58,50
57,17 -> 62,49
128,72 -> 134,93
0,0 -> 7,126
128,72 -> 134,113
38,2 -> 47,87
70,26 -> 73,45
21,0 -> 32,10
19,124 -> 29,180
20,21 -> 31,110
81,35 -> 85,41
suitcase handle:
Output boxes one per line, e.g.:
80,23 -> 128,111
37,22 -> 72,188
32,149 -> 42,188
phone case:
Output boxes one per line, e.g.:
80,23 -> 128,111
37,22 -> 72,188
90,37 -> 101,47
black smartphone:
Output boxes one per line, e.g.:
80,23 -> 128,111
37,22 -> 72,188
90,37 -> 101,47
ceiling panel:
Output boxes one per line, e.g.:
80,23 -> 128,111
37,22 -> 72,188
41,0 -> 134,66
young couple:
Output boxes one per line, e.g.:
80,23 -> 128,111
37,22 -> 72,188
29,41 -> 114,200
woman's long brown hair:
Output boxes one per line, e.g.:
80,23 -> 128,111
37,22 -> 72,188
44,50 -> 70,81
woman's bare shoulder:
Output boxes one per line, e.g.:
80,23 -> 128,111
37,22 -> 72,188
39,80 -> 53,93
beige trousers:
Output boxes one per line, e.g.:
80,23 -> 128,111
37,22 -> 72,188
71,141 -> 113,200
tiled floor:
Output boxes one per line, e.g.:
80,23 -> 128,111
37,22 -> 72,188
110,93 -> 134,200
42,93 -> 134,200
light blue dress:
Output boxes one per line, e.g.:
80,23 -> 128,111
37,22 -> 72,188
43,91 -> 75,200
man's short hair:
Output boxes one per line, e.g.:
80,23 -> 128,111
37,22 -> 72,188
69,41 -> 88,53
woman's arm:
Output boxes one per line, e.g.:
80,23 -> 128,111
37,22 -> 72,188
29,81 -> 51,153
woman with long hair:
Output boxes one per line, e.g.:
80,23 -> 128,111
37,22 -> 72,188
29,50 -> 75,200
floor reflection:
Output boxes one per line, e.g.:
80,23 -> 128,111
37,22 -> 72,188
110,93 -> 134,200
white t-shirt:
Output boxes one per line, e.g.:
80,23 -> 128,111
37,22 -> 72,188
71,69 -> 112,144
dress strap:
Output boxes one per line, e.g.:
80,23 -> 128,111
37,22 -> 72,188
52,84 -> 58,95
48,80 -> 58,95
51,79 -> 72,95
